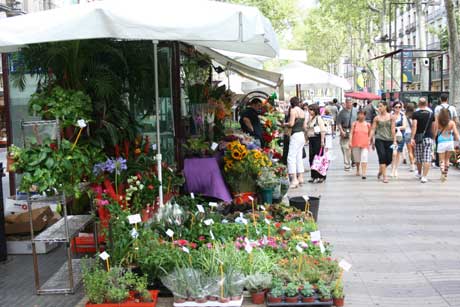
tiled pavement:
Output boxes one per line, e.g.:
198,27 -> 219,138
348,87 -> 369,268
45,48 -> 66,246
291,144 -> 460,307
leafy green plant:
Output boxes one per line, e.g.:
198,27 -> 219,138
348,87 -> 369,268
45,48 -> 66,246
285,282 -> 299,297
269,286 -> 284,298
81,260 -> 108,304
317,280 -> 332,300
256,167 -> 279,189
183,138 -> 211,157
300,282 -> 314,297
245,273 -> 272,293
332,279 -> 344,299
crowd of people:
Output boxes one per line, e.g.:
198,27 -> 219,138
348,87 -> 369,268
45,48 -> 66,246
239,93 -> 459,187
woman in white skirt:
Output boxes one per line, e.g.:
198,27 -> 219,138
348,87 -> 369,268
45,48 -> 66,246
436,108 -> 460,181
322,109 -> 334,158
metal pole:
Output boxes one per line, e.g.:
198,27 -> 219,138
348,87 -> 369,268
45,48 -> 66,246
391,56 -> 394,91
440,55 -> 443,91
428,57 -> 432,91
400,51 -> 404,92
0,163 -> 6,262
153,41 -> 163,207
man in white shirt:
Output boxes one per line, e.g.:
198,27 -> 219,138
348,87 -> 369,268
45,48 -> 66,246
434,93 -> 459,124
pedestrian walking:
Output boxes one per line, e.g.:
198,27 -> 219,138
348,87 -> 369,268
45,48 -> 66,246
434,93 -> 459,168
404,103 -> 416,172
306,104 -> 326,183
322,109 -> 334,156
390,101 -> 407,178
435,108 -> 460,182
337,98 -> 357,171
410,98 -> 435,183
326,98 -> 339,135
364,100 -> 377,124
284,97 -> 306,188
370,101 -> 396,183
349,110 -> 371,179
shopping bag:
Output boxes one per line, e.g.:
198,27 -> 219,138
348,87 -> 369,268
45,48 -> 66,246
311,148 -> 329,176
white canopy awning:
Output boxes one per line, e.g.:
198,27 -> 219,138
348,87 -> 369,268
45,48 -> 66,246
275,62 -> 351,90
0,0 -> 279,57
195,46 -> 282,89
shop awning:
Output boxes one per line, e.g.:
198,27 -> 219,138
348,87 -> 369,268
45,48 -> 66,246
344,91 -> 381,100
0,0 -> 279,57
195,46 -> 282,89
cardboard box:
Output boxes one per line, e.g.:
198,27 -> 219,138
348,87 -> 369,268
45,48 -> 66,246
6,239 -> 59,254
4,196 -> 59,214
5,207 -> 54,235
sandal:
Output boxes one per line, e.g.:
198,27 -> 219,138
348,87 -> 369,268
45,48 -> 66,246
362,176 -> 367,180
382,178 -> 389,183
289,181 -> 299,189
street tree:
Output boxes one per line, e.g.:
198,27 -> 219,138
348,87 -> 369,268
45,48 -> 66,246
444,0 -> 460,106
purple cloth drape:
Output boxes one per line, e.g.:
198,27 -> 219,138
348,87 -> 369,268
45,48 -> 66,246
184,158 -> 232,203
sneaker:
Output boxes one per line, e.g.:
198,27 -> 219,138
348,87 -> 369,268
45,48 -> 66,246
410,164 -> 415,172
415,173 -> 422,180
421,177 -> 428,183
344,167 -> 351,172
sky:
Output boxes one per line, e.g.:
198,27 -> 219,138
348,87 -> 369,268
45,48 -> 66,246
299,0 -> 318,9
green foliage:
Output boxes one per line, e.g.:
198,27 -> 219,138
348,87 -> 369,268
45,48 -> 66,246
81,260 -> 108,304
300,282 -> 314,297
269,286 -> 285,298
332,278 -> 344,299
245,273 -> 272,293
28,86 -> 92,127
285,282 -> 299,297
256,167 -> 279,189
317,280 -> 332,300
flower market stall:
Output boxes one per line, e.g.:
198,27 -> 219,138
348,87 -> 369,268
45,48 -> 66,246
0,0 -> 349,306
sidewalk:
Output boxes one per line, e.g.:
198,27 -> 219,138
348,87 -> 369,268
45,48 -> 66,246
291,145 -> 460,307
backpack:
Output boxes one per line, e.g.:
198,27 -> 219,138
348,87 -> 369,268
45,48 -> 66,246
442,105 -> 455,120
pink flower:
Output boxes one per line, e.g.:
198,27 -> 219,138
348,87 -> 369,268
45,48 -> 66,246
98,199 -> 109,206
206,243 -> 213,249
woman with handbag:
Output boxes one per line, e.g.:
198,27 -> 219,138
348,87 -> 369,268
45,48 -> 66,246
349,110 -> 371,179
306,104 -> 327,183
390,101 -> 407,178
370,101 -> 397,183
284,97 -> 306,188
436,108 -> 460,181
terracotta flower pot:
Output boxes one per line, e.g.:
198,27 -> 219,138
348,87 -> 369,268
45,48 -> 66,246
230,295 -> 242,301
207,296 -> 218,301
186,297 -> 195,302
333,297 -> 345,306
174,297 -> 186,303
301,296 -> 315,303
267,295 -> 283,303
195,297 -> 208,303
219,297 -> 230,303
251,291 -> 266,305
285,296 -> 299,303
320,298 -> 333,303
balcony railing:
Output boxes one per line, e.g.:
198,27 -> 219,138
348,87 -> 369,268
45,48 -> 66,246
427,41 -> 441,50
427,8 -> 445,22
405,22 -> 417,34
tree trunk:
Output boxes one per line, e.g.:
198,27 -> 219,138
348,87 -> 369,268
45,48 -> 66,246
444,0 -> 460,107
416,0 -> 429,91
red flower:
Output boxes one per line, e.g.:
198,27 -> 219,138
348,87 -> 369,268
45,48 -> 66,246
265,215 -> 273,220
49,143 -> 57,151
274,222 -> 282,229
114,144 -> 120,158
176,239 -> 188,247
148,185 -> 154,190
198,236 -> 206,241
189,242 -> 198,249
144,136 -> 150,154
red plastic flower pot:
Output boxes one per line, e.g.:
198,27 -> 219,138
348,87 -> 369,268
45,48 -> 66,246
85,290 -> 159,307
251,291 -> 266,305
267,295 -> 283,303
333,297 -> 345,306
301,296 -> 315,303
285,296 -> 299,303
319,298 -> 333,303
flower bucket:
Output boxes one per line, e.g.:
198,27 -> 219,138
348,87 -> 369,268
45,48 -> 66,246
261,188 -> 273,205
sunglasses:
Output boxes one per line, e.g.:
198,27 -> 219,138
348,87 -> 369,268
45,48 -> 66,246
394,105 -> 401,109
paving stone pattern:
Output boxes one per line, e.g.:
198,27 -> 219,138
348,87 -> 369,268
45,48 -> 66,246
290,144 -> 460,307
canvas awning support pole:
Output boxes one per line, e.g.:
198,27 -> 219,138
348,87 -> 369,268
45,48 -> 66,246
153,41 -> 163,207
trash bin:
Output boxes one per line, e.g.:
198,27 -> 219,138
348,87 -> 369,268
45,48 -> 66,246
289,196 -> 320,222
0,163 -> 6,261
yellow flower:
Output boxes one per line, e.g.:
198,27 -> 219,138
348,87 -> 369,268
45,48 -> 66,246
253,151 -> 262,160
232,150 -> 242,160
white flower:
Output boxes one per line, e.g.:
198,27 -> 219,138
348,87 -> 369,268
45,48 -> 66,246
77,119 -> 87,128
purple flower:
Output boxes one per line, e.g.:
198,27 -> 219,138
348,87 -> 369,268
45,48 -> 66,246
114,157 -> 127,175
93,162 -> 106,176
92,158 -> 127,175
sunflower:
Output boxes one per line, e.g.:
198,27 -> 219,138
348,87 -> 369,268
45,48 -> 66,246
232,150 -> 242,160
224,160 -> 233,171
253,151 -> 262,160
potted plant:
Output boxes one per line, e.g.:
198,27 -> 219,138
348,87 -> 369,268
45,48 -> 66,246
267,286 -> 284,303
332,279 -> 345,307
256,167 -> 279,205
160,268 -> 189,303
284,282 -> 299,303
245,273 -> 272,304
300,282 -> 315,303
317,280 -> 332,303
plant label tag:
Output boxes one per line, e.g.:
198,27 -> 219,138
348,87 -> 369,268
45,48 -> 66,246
168,167 -> 173,172
166,229 -> 174,238
190,193 -> 195,199
259,205 -> 266,211
242,218 -> 248,225
209,202 -> 218,208
204,219 -> 214,226
182,247 -> 190,254
128,214 -> 142,224
245,244 -> 253,254
77,119 -> 87,128
197,205 -> 205,213
211,142 -> 219,150
282,226 -> 291,231
310,231 -> 321,242
99,251 -> 110,261
210,230 -> 215,240
302,195 -> 309,201
239,212 -> 244,218
152,144 -> 157,150
130,228 -> 139,239
265,218 -> 270,225
248,196 -> 254,201
296,245 -> 303,253
319,240 -> 326,254
339,259 -> 352,272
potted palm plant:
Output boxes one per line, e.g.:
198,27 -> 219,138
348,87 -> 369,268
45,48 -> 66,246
245,273 -> 272,304
332,279 -> 345,307
300,282 -> 315,303
284,282 -> 299,303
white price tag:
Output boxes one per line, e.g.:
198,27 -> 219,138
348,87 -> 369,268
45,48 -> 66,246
152,144 -> 157,150
211,142 -> 219,150
239,212 -> 244,218
302,195 -> 309,201
182,247 -> 190,254
168,167 -> 174,172
99,251 -> 110,261
265,218 -> 271,225
204,219 -> 214,226
128,214 -> 142,224
197,205 -> 205,213
210,230 -> 215,240
130,228 -> 139,239
209,202 -> 218,208
259,205 -> 266,211
282,226 -> 291,231
245,243 -> 253,254
166,229 -> 174,238
242,218 -> 248,225
248,196 -> 254,201
190,193 -> 195,199
296,245 -> 303,253
77,119 -> 87,128
339,259 -> 352,272
310,231 -> 321,242
319,240 -> 326,254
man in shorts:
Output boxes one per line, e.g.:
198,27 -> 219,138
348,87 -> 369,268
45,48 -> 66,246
410,98 -> 436,183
